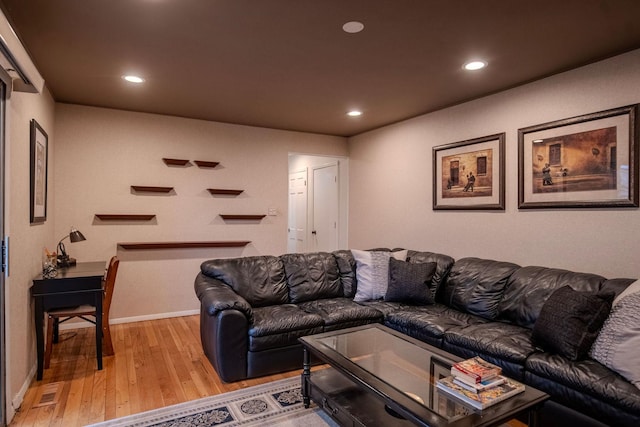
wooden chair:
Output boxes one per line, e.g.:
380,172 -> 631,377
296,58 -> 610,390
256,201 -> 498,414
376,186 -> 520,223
44,256 -> 120,368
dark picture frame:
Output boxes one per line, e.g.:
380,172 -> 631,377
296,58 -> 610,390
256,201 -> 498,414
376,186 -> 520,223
518,104 -> 639,209
433,133 -> 505,210
30,119 -> 48,223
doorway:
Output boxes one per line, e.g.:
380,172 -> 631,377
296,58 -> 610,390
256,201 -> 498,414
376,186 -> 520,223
288,154 -> 348,253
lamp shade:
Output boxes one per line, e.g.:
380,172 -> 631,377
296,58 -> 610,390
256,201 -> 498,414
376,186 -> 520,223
69,227 -> 86,243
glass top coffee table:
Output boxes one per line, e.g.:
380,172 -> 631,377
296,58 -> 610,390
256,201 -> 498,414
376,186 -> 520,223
300,324 -> 548,427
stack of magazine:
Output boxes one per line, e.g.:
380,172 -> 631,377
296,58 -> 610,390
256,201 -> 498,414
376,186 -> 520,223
436,357 -> 525,410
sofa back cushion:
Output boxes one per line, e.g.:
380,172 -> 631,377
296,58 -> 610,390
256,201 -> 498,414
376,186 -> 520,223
406,250 -> 455,302
440,257 -> 520,320
200,256 -> 289,307
498,266 -> 606,329
281,252 -> 343,303
332,250 -> 357,298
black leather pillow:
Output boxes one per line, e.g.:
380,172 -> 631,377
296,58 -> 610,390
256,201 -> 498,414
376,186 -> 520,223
384,259 -> 437,305
532,285 -> 614,361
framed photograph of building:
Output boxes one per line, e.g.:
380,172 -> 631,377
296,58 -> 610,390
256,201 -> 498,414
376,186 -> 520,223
433,133 -> 505,210
30,119 -> 48,223
518,104 -> 639,209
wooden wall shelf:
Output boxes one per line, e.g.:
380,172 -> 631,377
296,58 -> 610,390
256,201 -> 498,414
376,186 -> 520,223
220,214 -> 266,220
131,186 -> 174,193
95,214 -> 156,221
193,160 -> 220,168
162,158 -> 191,166
118,241 -> 251,250
207,189 -> 244,196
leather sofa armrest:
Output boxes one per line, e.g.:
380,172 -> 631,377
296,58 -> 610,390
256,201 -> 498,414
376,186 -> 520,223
195,273 -> 253,322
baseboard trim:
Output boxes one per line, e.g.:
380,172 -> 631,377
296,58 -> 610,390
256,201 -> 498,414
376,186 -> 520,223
10,363 -> 37,423
58,309 -> 200,331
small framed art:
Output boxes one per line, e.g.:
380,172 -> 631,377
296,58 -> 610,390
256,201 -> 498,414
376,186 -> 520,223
433,133 -> 505,210
518,104 -> 639,209
30,119 -> 48,223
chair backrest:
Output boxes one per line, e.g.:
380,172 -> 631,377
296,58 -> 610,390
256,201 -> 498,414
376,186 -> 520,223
103,256 -> 120,318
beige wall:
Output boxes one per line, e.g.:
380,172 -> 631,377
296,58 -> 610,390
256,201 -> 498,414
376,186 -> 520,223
348,49 -> 640,279
53,104 -> 347,322
6,87 -> 56,418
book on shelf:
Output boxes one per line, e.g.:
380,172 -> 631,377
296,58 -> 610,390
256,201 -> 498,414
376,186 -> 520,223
436,376 -> 525,410
451,356 -> 502,384
453,375 -> 506,392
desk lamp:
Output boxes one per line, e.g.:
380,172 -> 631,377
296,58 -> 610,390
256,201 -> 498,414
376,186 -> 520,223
57,226 -> 86,267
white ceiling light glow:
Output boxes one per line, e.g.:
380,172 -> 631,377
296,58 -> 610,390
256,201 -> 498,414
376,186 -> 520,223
342,21 -> 364,34
122,75 -> 145,83
347,110 -> 362,117
463,60 -> 487,71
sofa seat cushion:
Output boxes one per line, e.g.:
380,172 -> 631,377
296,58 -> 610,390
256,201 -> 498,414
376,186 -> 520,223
248,304 -> 324,352
358,300 -> 436,317
297,298 -> 383,332
442,322 -> 536,379
525,352 -> 640,427
385,304 -> 487,347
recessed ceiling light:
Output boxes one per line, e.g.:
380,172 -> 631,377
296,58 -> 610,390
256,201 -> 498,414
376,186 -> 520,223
122,75 -> 145,83
342,21 -> 364,34
463,60 -> 487,71
347,110 -> 362,117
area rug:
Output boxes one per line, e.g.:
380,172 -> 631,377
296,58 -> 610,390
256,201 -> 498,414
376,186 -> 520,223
87,377 -> 338,427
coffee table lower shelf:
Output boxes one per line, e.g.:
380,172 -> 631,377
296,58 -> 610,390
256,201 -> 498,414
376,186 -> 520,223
306,367 -> 414,427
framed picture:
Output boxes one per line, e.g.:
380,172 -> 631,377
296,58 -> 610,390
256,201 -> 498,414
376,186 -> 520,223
518,104 -> 639,209
30,119 -> 48,223
433,133 -> 505,210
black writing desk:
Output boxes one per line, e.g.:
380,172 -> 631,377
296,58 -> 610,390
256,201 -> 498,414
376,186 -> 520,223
31,261 -> 106,380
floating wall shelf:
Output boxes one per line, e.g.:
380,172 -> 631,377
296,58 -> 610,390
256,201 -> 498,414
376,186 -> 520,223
131,185 -> 174,193
95,214 -> 156,221
118,241 -> 251,250
193,160 -> 220,168
207,189 -> 244,196
162,158 -> 191,166
220,214 -> 266,220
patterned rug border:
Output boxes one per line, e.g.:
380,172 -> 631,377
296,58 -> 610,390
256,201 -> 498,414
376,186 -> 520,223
87,377 -> 335,427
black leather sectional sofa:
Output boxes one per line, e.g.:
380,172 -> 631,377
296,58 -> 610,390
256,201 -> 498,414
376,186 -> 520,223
194,249 -> 640,427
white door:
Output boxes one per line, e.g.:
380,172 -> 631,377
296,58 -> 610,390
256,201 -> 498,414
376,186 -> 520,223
287,170 -> 307,253
312,163 -> 339,252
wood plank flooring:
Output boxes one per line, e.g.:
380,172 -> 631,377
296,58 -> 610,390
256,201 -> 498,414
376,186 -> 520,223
10,315 -> 301,426
9,315 -> 524,427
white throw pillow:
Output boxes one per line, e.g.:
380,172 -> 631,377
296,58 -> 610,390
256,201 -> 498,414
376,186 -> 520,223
590,282 -> 640,389
352,249 -> 408,302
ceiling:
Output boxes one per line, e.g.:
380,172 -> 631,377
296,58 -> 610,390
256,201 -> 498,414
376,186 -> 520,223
2,0 -> 640,137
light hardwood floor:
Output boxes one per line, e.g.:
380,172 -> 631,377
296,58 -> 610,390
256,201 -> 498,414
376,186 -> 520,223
9,315 -> 301,426
10,315 -> 524,427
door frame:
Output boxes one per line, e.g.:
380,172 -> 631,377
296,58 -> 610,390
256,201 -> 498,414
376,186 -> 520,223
0,67 -> 10,427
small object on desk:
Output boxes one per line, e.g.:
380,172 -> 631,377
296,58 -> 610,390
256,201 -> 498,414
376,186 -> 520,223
56,226 -> 86,267
436,375 -> 525,410
42,248 -> 57,278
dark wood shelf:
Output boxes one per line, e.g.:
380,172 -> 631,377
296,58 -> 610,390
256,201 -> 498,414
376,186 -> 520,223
220,214 -> 266,220
131,185 -> 174,193
118,241 -> 251,250
162,158 -> 191,166
193,160 -> 220,168
207,188 -> 244,196
95,214 -> 156,221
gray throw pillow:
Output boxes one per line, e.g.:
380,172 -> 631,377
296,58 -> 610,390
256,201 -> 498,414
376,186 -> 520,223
590,280 -> 640,389
385,259 -> 437,305
532,285 -> 613,361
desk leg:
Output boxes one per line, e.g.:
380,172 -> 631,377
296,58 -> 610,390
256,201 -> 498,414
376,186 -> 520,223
34,297 -> 44,380
96,293 -> 103,370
